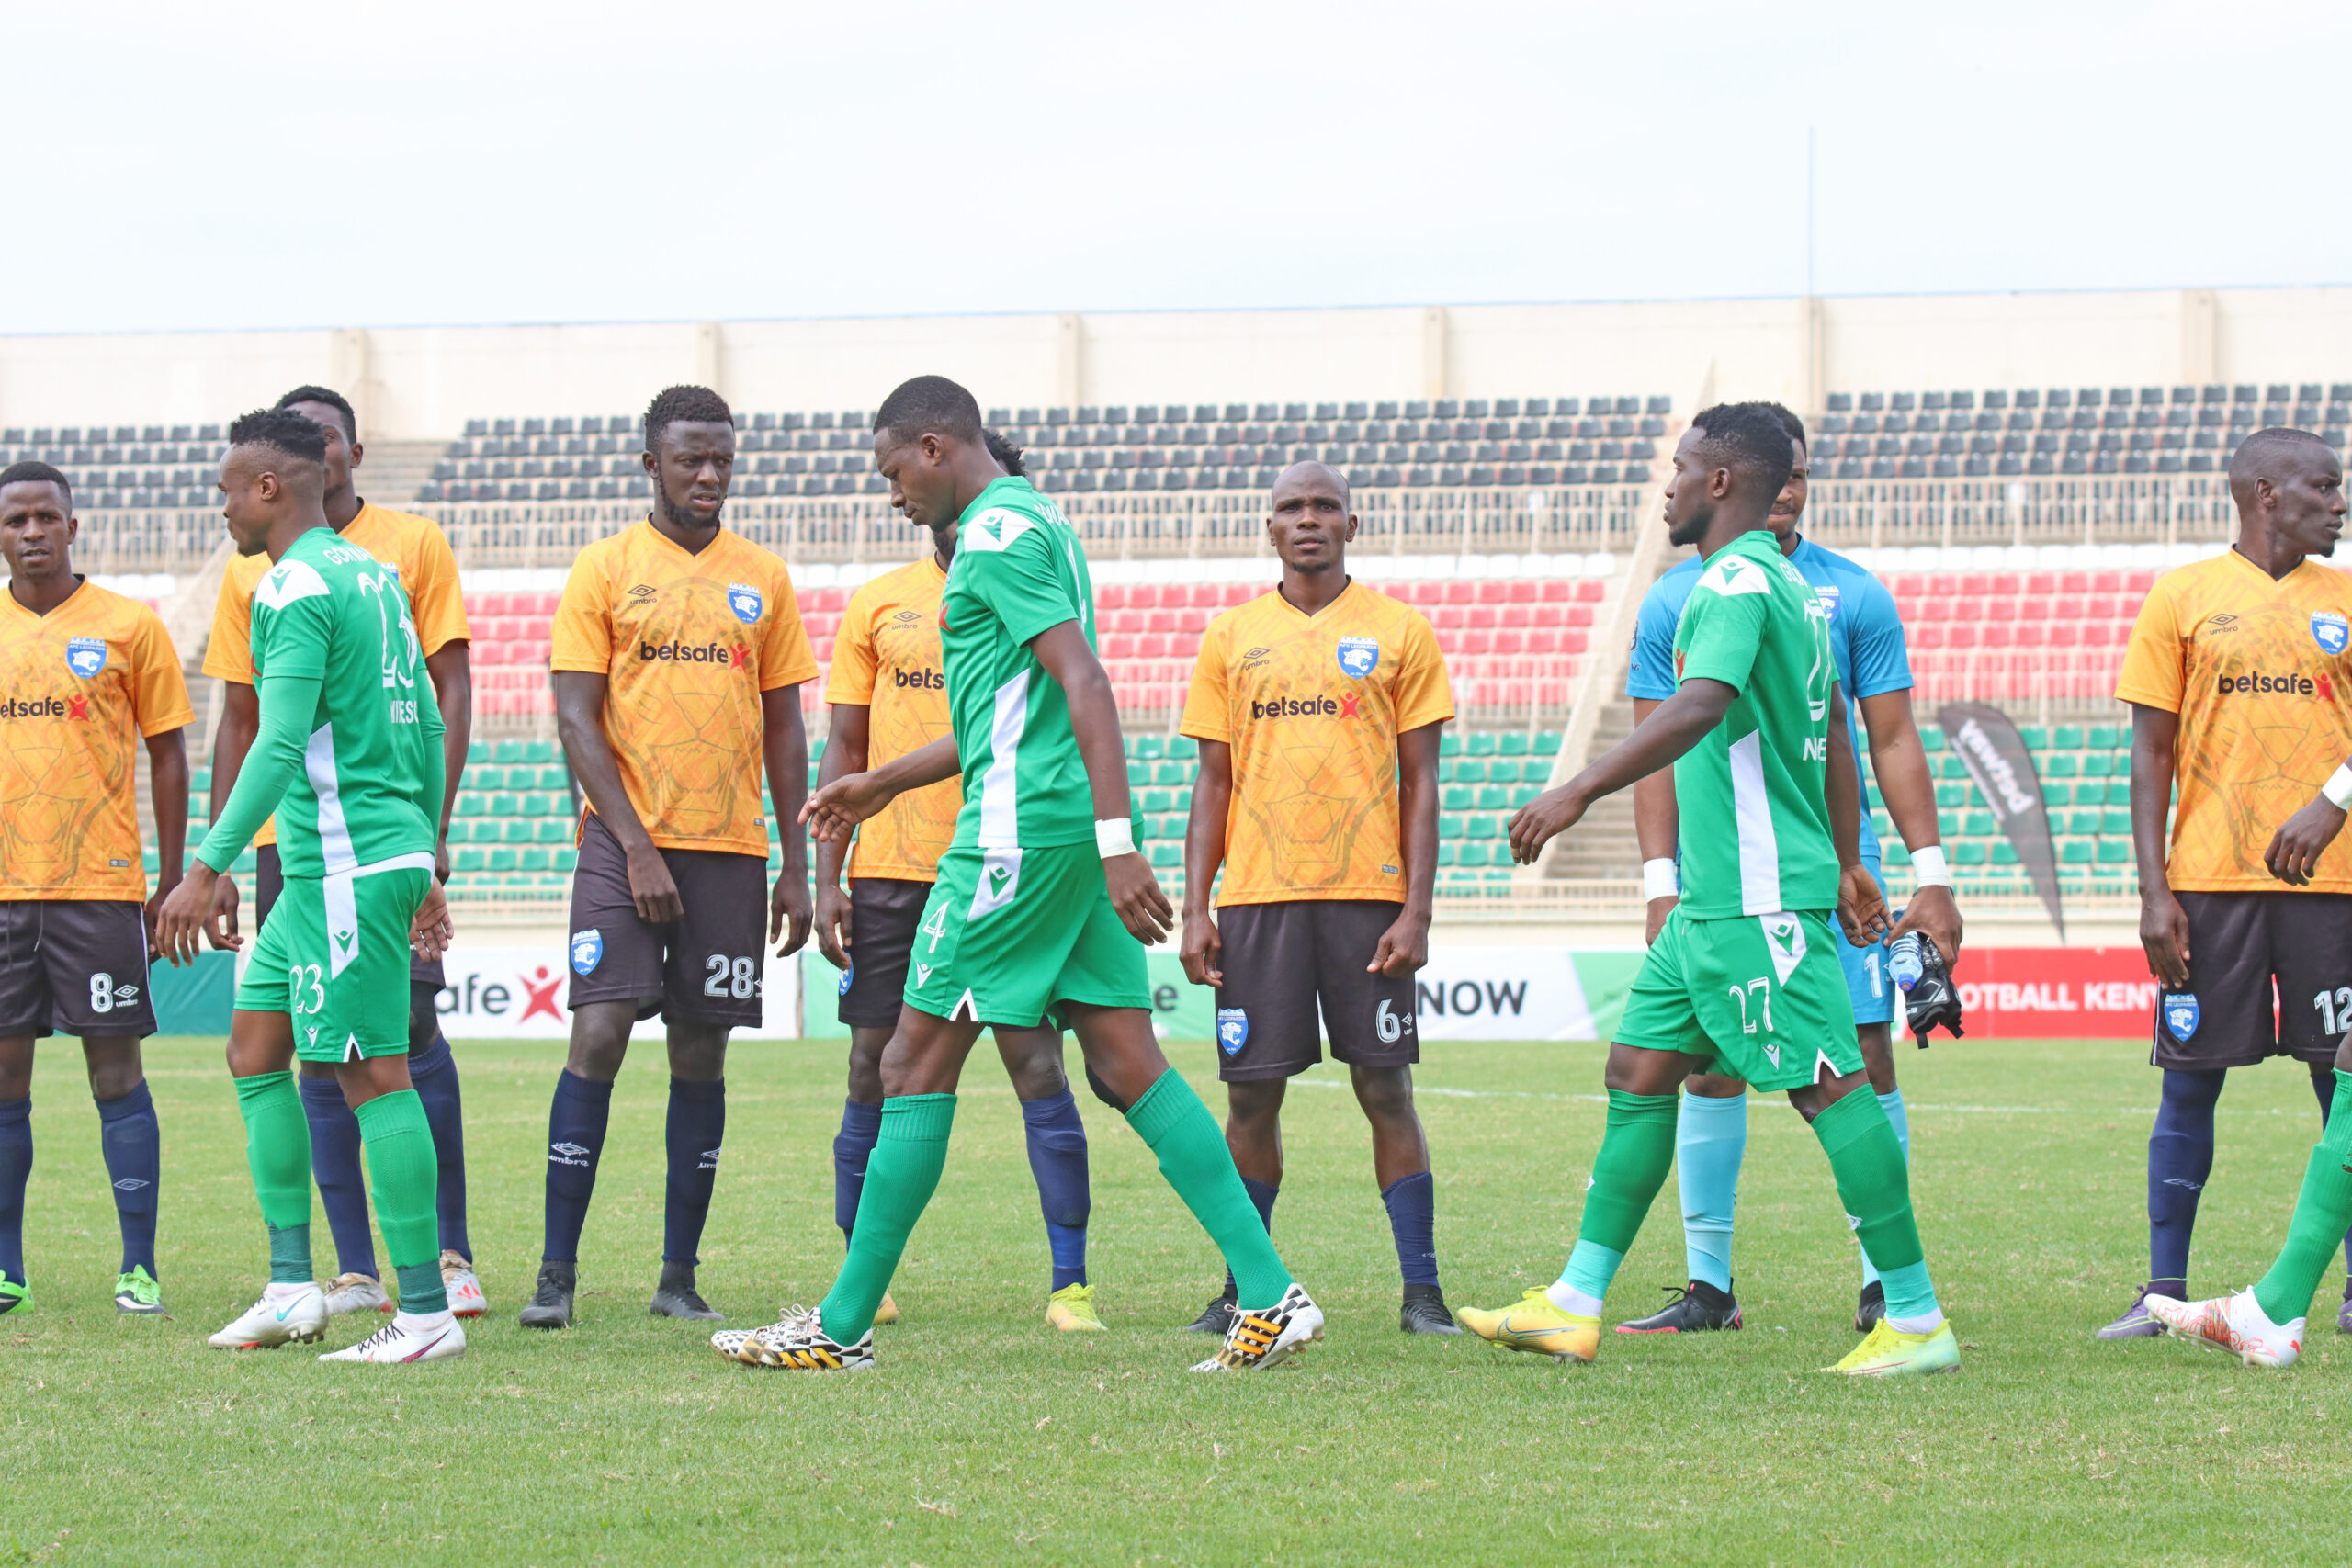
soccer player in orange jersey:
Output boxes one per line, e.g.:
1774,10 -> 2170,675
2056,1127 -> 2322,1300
0,461 -> 192,1317
522,385 -> 816,1331
813,433 -> 1104,1333
200,385 -> 483,1321
1176,460 -> 1459,1335
2105,428 -> 2352,1348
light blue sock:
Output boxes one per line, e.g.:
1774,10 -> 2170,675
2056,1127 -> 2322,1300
1547,1239 -> 1624,1314
1676,1092 -> 1746,1292
1860,1089 -> 1912,1287
1879,1258 -> 1938,1325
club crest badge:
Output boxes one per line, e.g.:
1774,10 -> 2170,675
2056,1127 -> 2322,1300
1216,1008 -> 1250,1055
2312,612 -> 2350,656
64,637 -> 107,678
2164,992 -> 2199,1042
571,929 -> 604,976
727,582 -> 763,625
1336,637 -> 1380,679
839,961 -> 854,997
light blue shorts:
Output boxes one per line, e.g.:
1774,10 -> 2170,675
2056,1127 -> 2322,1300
1837,857 -> 1894,1027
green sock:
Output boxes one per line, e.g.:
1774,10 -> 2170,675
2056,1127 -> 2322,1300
819,1094 -> 956,1343
1124,1071 -> 1293,1310
353,1090 -> 447,1314
1811,1085 -> 1936,1320
234,1071 -> 314,1284
2255,1071 -> 2352,1325
1577,1090 -> 1679,1258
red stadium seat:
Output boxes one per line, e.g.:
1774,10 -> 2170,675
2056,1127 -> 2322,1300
1525,628 -> 1558,654
1466,605 -> 1497,629
2125,570 -> 2156,592
1443,582 -> 1475,605
1914,626 -> 1946,650
1560,631 -> 1589,655
2092,571 -> 2121,592
1492,629 -> 1525,656
2027,573 -> 2057,594
2015,624 -> 2046,649
1574,581 -> 1605,603
1498,604 -> 1533,628
1539,581 -> 1573,602
1474,581 -> 1508,604
2061,572 -> 2090,593
1458,629 -> 1494,656
1507,581 -> 1536,603
1098,585 -> 1129,610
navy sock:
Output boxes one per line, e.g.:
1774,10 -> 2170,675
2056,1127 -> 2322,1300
542,1070 -> 613,1264
94,1082 -> 160,1278
0,1097 -> 28,1288
2149,1067 -> 2224,1284
407,1032 -> 469,1262
662,1077 -> 726,1267
299,1073 -> 379,1280
1020,1089 -> 1091,1291
1381,1169 -> 1441,1288
833,1099 -> 883,1242
1221,1176 -> 1279,1300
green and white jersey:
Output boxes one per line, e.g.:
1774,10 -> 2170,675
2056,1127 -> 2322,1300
1669,528 -> 1840,919
233,527 -> 443,878
939,478 -> 1102,851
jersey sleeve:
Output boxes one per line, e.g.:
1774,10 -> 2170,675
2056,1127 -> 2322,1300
758,566 -> 819,692
1842,574 -> 1914,699
2115,575 -> 2186,712
1179,616 -> 1233,742
965,526 -> 1080,647
1625,581 -> 1681,700
250,571 -> 334,682
826,583 -> 880,705
548,552 -> 613,674
200,568 -> 256,683
403,525 -> 471,656
1675,576 -> 1769,694
127,611 -> 194,736
1392,612 -> 1455,731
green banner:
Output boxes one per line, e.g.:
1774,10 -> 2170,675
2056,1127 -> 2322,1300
150,951 -> 237,1036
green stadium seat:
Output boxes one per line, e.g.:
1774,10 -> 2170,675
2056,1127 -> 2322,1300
2067,782 -> 2099,806
556,847 -> 578,872
501,821 -> 530,844
2060,839 -> 2094,865
2041,783 -> 2067,807
1135,736 -> 1164,761
521,847 -> 550,872
1141,787 -> 1170,813
1952,841 -> 1987,866
1169,736 -> 1198,760
2044,753 -> 2078,778
456,847 -> 485,872
1917,725 -> 1943,751
1172,787 -> 1193,812
2106,780 -> 2132,806
457,792 -> 485,817
1455,842 -> 1489,867
1867,784 -> 1885,808
1513,785 -> 1542,807
1437,842 -> 1458,866
539,764 -> 569,789
809,735 -> 825,760
1439,814 -> 1463,839
1464,814 -> 1498,840
1467,733 -> 1497,757
1871,810 -> 1894,841
1476,785 -> 1510,809
1438,732 -> 1462,759
2103,809 -> 2130,834
1934,783 -> 1965,808
488,847 -> 517,872
493,739 -> 525,764
1884,840 -> 1911,866
520,793 -> 549,818
1991,841 -> 2018,866
1453,760 -> 1484,783
1964,811 -> 1995,835
1149,843 -> 1180,868
523,740 -> 554,764
1936,811 -> 1959,837
806,765 -> 820,789
2066,810 -> 2099,835
2083,752 -> 2112,778
2090,725 -> 2121,749
190,766 -> 210,791
2054,725 -> 2084,749
2018,727 -> 2048,750
1939,757 -> 1970,780
2098,839 -> 2132,864
1522,759 -> 1552,783
537,819 -> 569,843
1443,785 -> 1473,809
1125,761 -> 1149,786
1535,730 -> 1563,751
490,793 -> 517,816
1154,761 -> 1190,784
467,740 -> 490,764
1499,732 -> 1529,756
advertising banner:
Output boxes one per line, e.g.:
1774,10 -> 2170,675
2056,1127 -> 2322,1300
1939,702 -> 2066,938
1946,946 -> 2157,1039
431,941 -> 803,1041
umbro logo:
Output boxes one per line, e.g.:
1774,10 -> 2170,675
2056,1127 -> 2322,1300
112,1178 -> 150,1192
892,610 -> 922,624
551,1142 -> 590,1157
1245,647 -> 1270,660
698,1146 -> 722,1170
2208,613 -> 2236,626
628,584 -> 657,599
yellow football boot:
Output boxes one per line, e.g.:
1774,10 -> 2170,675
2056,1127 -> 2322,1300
1046,1282 -> 1107,1331
1456,1288 -> 1600,1363
1826,1320 -> 1962,1376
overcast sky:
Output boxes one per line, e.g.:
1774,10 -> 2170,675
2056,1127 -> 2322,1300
14,0 -> 2346,336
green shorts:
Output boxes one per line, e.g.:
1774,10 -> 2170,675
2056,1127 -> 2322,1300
236,863 -> 434,1063
902,841 -> 1151,1029
1615,908 -> 1863,1093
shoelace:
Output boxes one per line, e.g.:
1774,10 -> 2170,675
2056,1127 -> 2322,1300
350,1322 -> 404,1355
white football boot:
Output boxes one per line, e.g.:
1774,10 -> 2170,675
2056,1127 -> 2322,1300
319,1312 -> 468,1364
209,1282 -> 329,1349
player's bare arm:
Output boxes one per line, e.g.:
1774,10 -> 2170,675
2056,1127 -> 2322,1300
810,701 -> 868,968
1369,721 -> 1442,977
202,680 -> 258,950
143,725 -> 189,958
1178,739 -> 1232,986
424,641 -> 471,884
1029,618 -> 1174,944
801,735 -> 960,843
410,880 -> 453,960
1628,695 -> 1679,942
1826,682 -> 1889,946
2130,702 -> 2190,989
1507,676 -> 1738,863
2267,752 -> 2352,886
1862,687 -> 1961,963
761,683 -> 813,956
553,668 -> 682,926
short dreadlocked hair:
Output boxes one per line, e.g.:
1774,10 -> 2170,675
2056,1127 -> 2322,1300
1687,401 -> 1798,498
983,428 -> 1025,477
275,384 -> 357,441
1763,401 -> 1807,454
228,406 -> 330,465
0,459 -> 71,505
643,385 -> 734,452
873,375 -> 983,446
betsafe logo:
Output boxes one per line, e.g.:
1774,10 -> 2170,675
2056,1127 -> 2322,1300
640,639 -> 750,670
1249,693 -> 1363,721
892,667 -> 946,690
0,694 -> 89,721
2213,668 -> 2333,700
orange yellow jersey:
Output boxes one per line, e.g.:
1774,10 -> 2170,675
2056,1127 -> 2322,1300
549,519 -> 816,857
1181,579 -> 1453,906
2117,548 -> 2352,892
825,556 -> 959,882
204,502 -> 469,849
0,580 -> 193,899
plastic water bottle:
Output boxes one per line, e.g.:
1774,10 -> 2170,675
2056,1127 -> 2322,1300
1888,932 -> 1925,991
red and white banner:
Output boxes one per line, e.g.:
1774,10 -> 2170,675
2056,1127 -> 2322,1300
427,943 -> 804,1041
1947,947 -> 2158,1039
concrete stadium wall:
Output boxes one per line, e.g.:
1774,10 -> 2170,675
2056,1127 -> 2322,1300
8,285 -> 2352,440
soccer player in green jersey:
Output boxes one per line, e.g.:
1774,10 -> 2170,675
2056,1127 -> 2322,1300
156,408 -> 461,1365
1456,401 -> 1960,1377
760,375 -> 1322,1374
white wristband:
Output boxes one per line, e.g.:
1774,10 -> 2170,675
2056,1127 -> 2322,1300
2325,765 -> 2352,811
1642,858 -> 1679,901
1908,844 -> 1951,888
1096,818 -> 1137,860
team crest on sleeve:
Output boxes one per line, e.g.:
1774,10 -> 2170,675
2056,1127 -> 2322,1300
1336,636 -> 1380,679
571,929 -> 604,975
838,961 -> 854,997
2312,612 -> 2348,657
1813,584 -> 1842,621
64,637 -> 107,678
727,582 -> 763,625
961,509 -> 1036,553
1696,554 -> 1770,597
1216,1008 -> 1250,1055
2163,993 -> 2199,1042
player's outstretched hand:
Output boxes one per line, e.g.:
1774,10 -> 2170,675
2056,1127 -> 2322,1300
1106,852 -> 1174,945
1644,894 -> 1678,946
410,883 -> 454,960
814,880 -> 854,969
800,771 -> 891,845
203,873 -> 244,952
1367,908 -> 1430,978
1836,863 -> 1892,947
1179,909 -> 1223,986
769,869 -> 812,956
2140,886 -> 2192,990
154,865 -> 218,967
1887,883 -> 1963,967
2266,795 -> 2349,886
623,839 -> 685,926
1507,785 -> 1587,864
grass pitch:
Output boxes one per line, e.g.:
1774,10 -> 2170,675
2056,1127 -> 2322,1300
7,1035 -> 2352,1565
